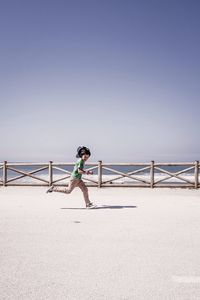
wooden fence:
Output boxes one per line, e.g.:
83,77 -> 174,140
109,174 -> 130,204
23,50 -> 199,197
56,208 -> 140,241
0,161 -> 199,188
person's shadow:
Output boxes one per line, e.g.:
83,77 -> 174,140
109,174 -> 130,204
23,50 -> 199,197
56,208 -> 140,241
60,205 -> 137,210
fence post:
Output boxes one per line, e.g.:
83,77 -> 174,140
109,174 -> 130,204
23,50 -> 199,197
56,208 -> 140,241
194,160 -> 199,189
49,161 -> 53,186
150,160 -> 154,188
98,160 -> 102,188
3,161 -> 7,187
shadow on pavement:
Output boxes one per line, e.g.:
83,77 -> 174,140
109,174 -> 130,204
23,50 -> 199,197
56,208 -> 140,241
60,205 -> 137,210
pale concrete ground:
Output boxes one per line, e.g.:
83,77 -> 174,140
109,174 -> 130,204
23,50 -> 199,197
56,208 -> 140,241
0,187 -> 200,300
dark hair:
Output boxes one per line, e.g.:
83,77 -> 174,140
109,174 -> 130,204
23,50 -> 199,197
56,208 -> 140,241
76,146 -> 91,158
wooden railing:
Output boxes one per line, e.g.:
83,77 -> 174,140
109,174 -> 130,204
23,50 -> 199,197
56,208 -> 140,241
0,161 -> 199,188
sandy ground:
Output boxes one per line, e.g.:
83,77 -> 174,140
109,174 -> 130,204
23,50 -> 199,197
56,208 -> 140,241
0,187 -> 200,300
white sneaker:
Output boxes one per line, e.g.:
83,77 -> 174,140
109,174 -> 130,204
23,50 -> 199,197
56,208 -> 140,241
86,202 -> 97,209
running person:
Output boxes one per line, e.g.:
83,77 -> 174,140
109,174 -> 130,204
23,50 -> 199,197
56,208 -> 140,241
46,146 -> 96,208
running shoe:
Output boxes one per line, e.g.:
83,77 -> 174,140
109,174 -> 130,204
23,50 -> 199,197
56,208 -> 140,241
86,202 -> 97,209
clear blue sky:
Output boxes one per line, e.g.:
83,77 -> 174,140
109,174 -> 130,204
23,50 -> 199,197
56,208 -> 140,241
0,0 -> 199,162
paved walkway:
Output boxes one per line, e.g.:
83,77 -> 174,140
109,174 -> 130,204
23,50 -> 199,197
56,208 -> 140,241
0,187 -> 200,300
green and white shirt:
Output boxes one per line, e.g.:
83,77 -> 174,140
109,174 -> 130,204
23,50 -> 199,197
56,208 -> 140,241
71,158 -> 84,179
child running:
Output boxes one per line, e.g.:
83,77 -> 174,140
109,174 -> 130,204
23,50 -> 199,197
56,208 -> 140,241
46,146 -> 96,209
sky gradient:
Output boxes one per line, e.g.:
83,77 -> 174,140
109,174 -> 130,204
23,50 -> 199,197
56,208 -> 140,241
1,0 -> 200,162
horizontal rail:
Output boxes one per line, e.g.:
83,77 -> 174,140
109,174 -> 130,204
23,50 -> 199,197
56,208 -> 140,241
154,163 -> 195,166
0,161 -> 199,189
0,162 -> 196,166
0,162 -> 94,168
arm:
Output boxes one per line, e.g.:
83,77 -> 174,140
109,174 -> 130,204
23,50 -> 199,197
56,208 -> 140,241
78,168 -> 93,175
